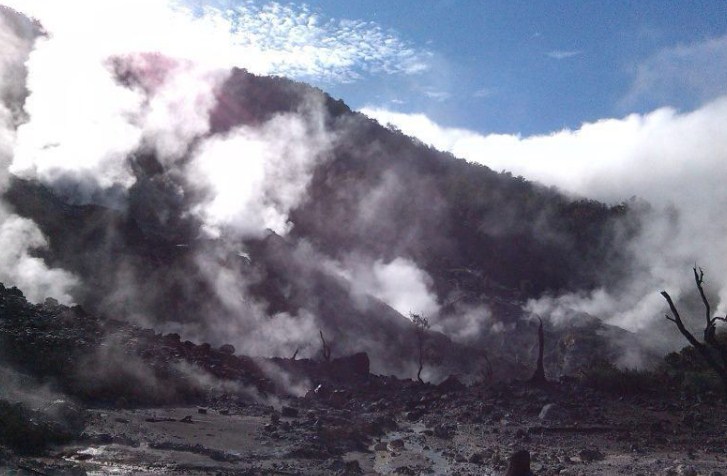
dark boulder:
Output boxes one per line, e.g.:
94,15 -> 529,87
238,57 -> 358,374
330,352 -> 370,377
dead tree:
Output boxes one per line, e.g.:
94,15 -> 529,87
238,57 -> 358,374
529,316 -> 548,385
662,267 -> 727,398
479,351 -> 494,385
411,313 -> 430,384
319,330 -> 332,363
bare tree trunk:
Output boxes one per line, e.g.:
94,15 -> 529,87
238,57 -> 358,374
662,267 -> 727,400
529,317 -> 548,385
319,330 -> 331,363
417,338 -> 424,384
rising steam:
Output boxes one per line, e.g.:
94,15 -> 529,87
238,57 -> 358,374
363,98 -> 727,357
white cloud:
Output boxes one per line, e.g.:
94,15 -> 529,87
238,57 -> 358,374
361,98 -> 727,343
473,87 -> 494,99
546,50 -> 581,60
360,102 -> 727,206
624,34 -> 727,108
5,0 -> 429,83
423,89 -> 451,101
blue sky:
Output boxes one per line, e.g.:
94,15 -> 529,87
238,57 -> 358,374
293,1 -> 727,135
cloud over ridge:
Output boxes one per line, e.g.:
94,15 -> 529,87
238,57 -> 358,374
362,97 -> 727,352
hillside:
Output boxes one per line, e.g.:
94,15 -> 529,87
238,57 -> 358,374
1,65 -> 642,378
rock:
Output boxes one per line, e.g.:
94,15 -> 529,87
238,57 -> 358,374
219,344 -> 235,355
469,452 -> 485,465
388,439 -> 405,451
197,407 -> 208,414
334,460 -> 362,475
505,449 -> 532,476
437,375 -> 466,393
578,448 -> 605,463
179,415 -> 194,423
282,406 -> 299,418
515,428 -> 530,441
164,333 -> 181,344
0,399 -> 84,454
677,465 -> 698,476
330,352 -> 370,376
393,466 -> 416,475
406,410 -> 424,422
433,424 -> 455,439
665,465 -> 698,476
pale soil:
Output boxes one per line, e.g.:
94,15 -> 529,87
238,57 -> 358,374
4,381 -> 727,475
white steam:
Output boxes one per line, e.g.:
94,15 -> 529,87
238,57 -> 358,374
362,98 -> 727,348
189,102 -> 332,238
0,7 -> 77,304
0,212 -> 78,303
332,255 -> 440,318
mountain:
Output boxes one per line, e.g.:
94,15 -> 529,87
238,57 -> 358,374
3,59 -> 642,378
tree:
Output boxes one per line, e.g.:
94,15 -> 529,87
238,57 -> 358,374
319,330 -> 332,363
410,313 -> 430,384
528,316 -> 548,385
661,267 -> 727,398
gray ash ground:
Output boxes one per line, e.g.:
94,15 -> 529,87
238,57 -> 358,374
2,286 -> 727,475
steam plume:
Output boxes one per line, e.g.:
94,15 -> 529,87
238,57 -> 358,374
362,98 -> 727,357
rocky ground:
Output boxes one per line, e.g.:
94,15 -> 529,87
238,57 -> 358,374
4,375 -> 727,475
3,285 -> 727,475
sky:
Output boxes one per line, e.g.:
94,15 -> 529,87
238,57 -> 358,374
7,0 -> 727,136
248,0 -> 727,135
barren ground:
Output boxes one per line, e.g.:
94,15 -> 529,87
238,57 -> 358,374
3,378 -> 727,475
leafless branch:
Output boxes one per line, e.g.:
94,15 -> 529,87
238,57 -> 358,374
662,269 -> 727,398
319,330 -> 332,363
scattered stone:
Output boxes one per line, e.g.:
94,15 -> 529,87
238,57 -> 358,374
393,466 -> 416,475
374,442 -> 388,451
578,448 -> 605,463
342,460 -> 362,474
388,439 -> 405,451
433,424 -> 455,439
665,465 -> 698,476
